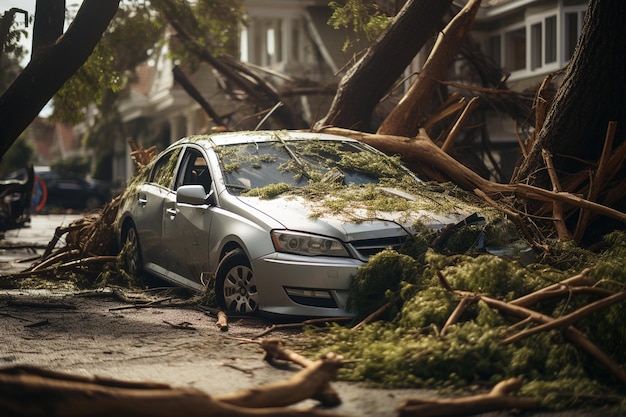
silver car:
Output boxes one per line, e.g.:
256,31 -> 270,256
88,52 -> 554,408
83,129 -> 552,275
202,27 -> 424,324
116,130 -> 508,317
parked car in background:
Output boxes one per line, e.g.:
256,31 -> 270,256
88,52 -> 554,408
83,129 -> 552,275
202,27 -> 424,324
0,166 -> 33,231
33,167 -> 111,211
116,130 -> 525,318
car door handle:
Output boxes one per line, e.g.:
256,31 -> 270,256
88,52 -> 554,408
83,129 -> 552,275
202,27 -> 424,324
138,195 -> 147,206
166,208 -> 177,217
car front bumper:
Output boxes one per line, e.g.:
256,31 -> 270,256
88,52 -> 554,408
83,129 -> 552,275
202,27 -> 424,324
251,253 -> 363,317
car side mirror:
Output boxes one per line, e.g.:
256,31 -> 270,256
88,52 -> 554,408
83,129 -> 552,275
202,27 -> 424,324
177,184 -> 214,206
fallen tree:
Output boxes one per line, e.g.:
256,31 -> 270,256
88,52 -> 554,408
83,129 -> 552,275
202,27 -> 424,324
0,352 -> 348,417
315,125 -> 626,248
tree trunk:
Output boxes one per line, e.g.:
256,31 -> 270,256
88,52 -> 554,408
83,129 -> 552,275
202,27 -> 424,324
513,0 -> 626,187
0,0 -> 121,158
31,0 -> 65,58
316,0 -> 453,131
377,0 -> 482,137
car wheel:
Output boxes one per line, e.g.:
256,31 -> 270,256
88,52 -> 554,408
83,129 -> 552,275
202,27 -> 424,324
122,224 -> 143,277
216,249 -> 258,314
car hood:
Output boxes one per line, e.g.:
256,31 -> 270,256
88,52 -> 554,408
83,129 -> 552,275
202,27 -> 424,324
236,187 -> 477,242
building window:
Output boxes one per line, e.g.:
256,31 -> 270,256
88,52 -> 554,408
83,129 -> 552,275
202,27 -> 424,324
264,19 -> 284,66
564,10 -> 585,60
545,15 -> 557,63
505,27 -> 526,71
266,27 -> 275,64
531,22 -> 542,70
484,3 -> 587,78
530,15 -> 557,70
291,19 -> 300,62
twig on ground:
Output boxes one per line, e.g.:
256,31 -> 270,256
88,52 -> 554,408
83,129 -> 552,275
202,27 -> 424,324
254,317 -> 351,339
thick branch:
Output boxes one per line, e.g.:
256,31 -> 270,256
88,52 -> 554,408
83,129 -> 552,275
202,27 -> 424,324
0,0 -> 121,156
466,292 -> 626,384
573,121 -> 618,241
172,65 -> 227,128
397,377 -> 538,417
216,353 -> 342,409
503,290 -> 626,344
542,149 -> 570,240
378,0 -> 482,137
509,269 -> 594,306
0,364 -> 350,417
317,0 -> 453,130
315,128 -> 626,229
31,0 -> 65,58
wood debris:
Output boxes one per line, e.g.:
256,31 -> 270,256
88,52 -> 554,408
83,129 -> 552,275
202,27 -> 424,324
397,377 -> 538,417
437,269 -> 626,384
0,349 -> 349,417
216,310 -> 229,331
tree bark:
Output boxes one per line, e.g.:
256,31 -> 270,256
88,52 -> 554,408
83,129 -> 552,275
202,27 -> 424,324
513,0 -> 626,186
316,0 -> 453,131
31,0 -> 65,58
173,65 -> 227,129
377,0 -> 482,137
398,378 -> 538,417
0,0 -> 121,158
0,363 -> 350,417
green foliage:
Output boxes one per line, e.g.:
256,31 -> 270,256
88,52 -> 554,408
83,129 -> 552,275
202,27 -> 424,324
0,9 -> 29,90
52,2 -> 163,123
347,248 -> 422,320
0,134 -> 34,178
398,286 -> 456,329
305,231 -> 626,409
328,0 -> 392,50
439,253 -> 542,299
51,0 -> 243,147
152,0 -> 243,70
243,182 -> 292,199
51,157 -> 91,177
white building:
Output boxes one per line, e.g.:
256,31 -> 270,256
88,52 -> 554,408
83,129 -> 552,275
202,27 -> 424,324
114,0 -> 361,185
113,0 -> 589,185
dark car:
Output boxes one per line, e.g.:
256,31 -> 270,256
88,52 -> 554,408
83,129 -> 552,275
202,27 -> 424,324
34,167 -> 111,211
0,166 -> 34,230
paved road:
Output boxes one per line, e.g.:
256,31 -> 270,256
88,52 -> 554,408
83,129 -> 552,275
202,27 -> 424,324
0,213 -> 84,273
0,214 -> 621,416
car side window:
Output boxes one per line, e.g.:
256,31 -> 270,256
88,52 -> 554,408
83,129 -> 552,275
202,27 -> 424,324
150,148 -> 181,189
178,149 -> 212,193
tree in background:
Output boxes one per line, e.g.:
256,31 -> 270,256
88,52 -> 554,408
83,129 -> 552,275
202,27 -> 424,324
0,7 -> 28,92
0,0 -> 243,180
0,8 -> 33,177
0,0 -> 121,158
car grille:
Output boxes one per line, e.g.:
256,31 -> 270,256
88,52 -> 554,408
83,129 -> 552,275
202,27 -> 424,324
349,235 -> 409,260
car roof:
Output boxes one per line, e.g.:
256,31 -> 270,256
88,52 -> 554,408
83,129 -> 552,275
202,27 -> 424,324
173,130 -> 359,149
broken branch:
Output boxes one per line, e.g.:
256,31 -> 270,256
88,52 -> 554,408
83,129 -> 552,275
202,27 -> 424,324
397,377 -> 538,417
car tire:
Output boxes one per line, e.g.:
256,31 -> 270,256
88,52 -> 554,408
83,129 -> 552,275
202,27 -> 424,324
215,249 -> 259,314
122,223 -> 143,277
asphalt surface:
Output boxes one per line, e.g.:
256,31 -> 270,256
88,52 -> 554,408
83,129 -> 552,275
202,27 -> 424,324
0,214 -> 623,416
0,213 -> 84,273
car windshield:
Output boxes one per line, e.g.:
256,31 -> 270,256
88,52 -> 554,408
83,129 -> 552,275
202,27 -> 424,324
216,139 -> 411,193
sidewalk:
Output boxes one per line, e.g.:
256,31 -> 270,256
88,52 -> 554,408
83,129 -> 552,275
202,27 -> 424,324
0,213 -> 84,274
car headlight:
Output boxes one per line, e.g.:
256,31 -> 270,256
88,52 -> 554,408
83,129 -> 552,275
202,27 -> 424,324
271,230 -> 350,257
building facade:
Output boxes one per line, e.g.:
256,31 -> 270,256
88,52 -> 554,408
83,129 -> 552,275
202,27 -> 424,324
112,0 -> 589,185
